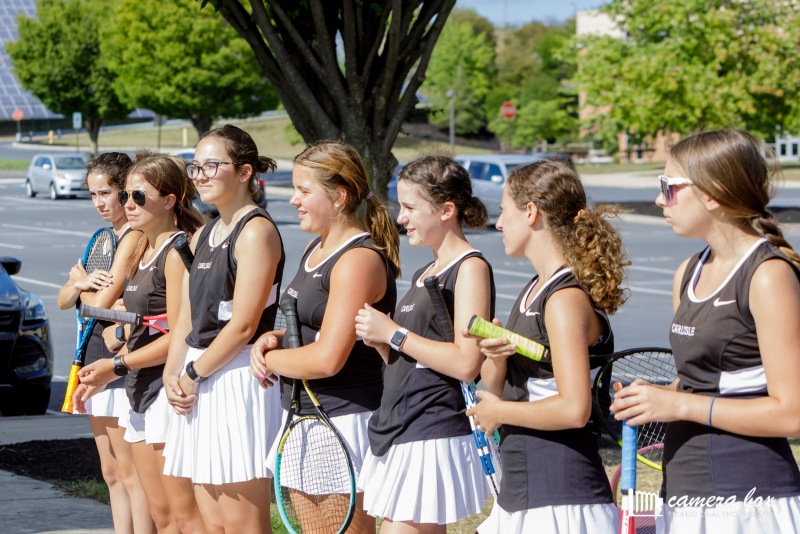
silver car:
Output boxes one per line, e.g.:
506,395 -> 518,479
25,153 -> 90,200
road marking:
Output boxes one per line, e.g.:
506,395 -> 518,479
0,242 -> 24,249
629,265 -> 675,275
629,285 -> 672,296
2,223 -> 92,238
12,276 -> 63,289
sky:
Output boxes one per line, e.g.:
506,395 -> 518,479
456,0 -> 607,26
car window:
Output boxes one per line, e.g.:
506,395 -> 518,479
485,163 -> 503,181
468,162 -> 487,181
54,157 -> 87,169
34,157 -> 47,168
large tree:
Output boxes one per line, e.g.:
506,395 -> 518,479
575,0 -> 800,143
201,0 -> 456,195
103,0 -> 277,138
6,0 -> 131,155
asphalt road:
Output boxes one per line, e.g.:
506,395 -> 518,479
2,175 -> 799,413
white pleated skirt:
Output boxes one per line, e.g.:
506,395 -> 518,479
358,435 -> 490,524
124,387 -> 170,445
162,346 -> 283,485
85,387 -> 130,427
266,410 -> 373,486
664,495 -> 800,534
477,501 -> 618,534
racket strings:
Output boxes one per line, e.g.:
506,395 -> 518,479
85,234 -> 114,273
278,418 -> 353,533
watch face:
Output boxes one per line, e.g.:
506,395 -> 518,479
391,330 -> 406,349
114,364 -> 128,377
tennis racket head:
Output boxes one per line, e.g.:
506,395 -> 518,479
83,227 -> 116,274
592,347 -> 675,470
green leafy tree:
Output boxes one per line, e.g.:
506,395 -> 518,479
424,9 -> 496,135
201,0 -> 456,195
5,0 -> 131,155
102,0 -> 277,138
574,0 -> 800,143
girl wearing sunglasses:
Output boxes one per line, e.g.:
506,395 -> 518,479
162,125 -> 285,533
613,130 -> 800,532
78,151 -> 205,532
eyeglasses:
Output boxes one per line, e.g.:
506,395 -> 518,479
186,161 -> 236,180
659,175 -> 693,204
118,189 -> 147,207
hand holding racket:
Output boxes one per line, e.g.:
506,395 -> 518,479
80,303 -> 169,335
618,381 -> 637,534
274,297 -> 356,534
467,315 -> 550,361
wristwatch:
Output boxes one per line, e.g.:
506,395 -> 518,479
185,360 -> 207,383
115,324 -> 126,343
113,355 -> 129,377
389,328 -> 410,351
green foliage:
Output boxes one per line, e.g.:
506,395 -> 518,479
574,0 -> 800,141
5,0 -> 131,151
101,0 -> 277,136
425,9 -> 496,135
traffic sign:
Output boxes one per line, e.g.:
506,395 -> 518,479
501,101 -> 516,120
72,112 -> 82,130
12,109 -> 23,121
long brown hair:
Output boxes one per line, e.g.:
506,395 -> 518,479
507,161 -> 629,314
294,140 -> 400,278
669,129 -> 800,268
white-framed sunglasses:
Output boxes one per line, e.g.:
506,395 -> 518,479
659,175 -> 693,203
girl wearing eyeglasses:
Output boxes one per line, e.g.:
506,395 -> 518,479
612,130 -> 800,533
57,152 -> 150,534
78,151 -> 205,533
162,125 -> 285,534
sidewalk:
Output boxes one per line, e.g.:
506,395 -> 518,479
0,414 -> 113,534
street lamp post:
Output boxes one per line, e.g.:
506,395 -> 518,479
446,89 -> 456,154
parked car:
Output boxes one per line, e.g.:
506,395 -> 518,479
0,257 -> 54,415
175,149 -> 267,216
25,153 -> 90,200
454,153 -> 575,223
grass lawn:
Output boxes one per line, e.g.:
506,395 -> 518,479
0,158 -> 31,170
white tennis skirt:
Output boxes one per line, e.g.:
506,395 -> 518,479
358,435 -> 490,524
266,409 -> 372,493
162,346 -> 283,485
664,495 -> 800,533
477,501 -> 618,534
124,387 -> 170,445
85,387 -> 130,427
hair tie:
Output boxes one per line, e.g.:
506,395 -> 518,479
364,191 -> 374,202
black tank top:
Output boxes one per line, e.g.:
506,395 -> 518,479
499,267 -> 614,512
368,251 -> 495,456
663,239 -> 800,501
123,232 -> 182,413
279,233 -> 397,417
185,209 -> 285,349
85,226 -> 136,390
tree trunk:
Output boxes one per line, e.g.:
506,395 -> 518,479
86,116 -> 102,156
191,116 -> 214,139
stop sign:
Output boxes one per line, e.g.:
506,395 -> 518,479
12,109 -> 23,121
501,101 -> 516,120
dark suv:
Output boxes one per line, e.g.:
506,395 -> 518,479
0,257 -> 54,415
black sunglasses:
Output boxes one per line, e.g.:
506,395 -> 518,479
118,189 -> 147,207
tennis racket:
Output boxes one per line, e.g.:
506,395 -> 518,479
274,297 -> 356,534
62,227 -> 116,413
79,304 -> 169,336
592,347 -> 676,471
467,315 -> 550,361
619,401 -> 637,534
173,234 -> 194,272
424,275 -> 502,498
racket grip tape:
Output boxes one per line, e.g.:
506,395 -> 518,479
280,297 -> 302,350
173,235 -> 194,272
61,364 -> 82,413
621,422 -> 637,492
80,304 -> 140,325
467,315 -> 549,361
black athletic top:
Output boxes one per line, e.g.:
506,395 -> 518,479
279,233 -> 397,417
85,226 -> 136,390
499,266 -> 614,512
368,251 -> 496,456
185,209 -> 285,349
123,232 -> 182,413
663,239 -> 800,501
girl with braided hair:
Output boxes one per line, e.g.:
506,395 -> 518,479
613,130 -> 800,533
468,160 -> 628,533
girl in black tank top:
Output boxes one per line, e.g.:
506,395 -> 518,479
469,161 -> 628,533
250,140 -> 400,534
354,155 -> 495,530
613,130 -> 800,533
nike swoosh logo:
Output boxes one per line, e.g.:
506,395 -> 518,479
313,272 -> 323,278
525,310 -> 541,316
222,243 -> 229,249
713,298 -> 736,307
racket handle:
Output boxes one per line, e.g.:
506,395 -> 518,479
61,364 -> 81,413
621,422 -> 637,492
467,315 -> 549,361
80,304 -> 140,325
173,235 -> 194,272
280,297 -> 302,349
423,276 -> 455,342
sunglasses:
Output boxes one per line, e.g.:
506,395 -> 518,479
118,189 -> 148,207
659,175 -> 693,204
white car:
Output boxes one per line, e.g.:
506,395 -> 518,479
25,153 -> 90,200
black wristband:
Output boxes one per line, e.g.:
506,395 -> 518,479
185,360 -> 207,383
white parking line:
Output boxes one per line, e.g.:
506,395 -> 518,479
2,223 -> 92,238
0,242 -> 24,249
11,276 -> 63,289
629,265 -> 676,275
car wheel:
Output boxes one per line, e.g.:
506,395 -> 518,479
49,183 -> 59,200
0,385 -> 51,416
25,179 -> 36,198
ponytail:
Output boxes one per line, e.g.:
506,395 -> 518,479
753,212 -> 800,269
365,194 -> 401,278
